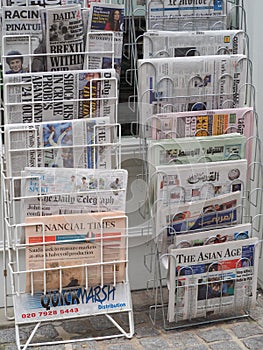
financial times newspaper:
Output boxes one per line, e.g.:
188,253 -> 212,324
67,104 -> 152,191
138,54 -> 248,127
5,117 -> 114,177
156,191 -> 243,252
154,159 -> 247,205
21,167 -> 128,219
143,30 -> 247,58
147,0 -> 229,31
24,212 -> 127,292
3,68 -> 117,123
167,237 -> 259,322
44,4 -> 84,71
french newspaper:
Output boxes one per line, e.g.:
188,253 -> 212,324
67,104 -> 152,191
24,211 -> 127,292
4,68 -> 117,123
143,30 -> 246,59
138,54 -> 248,127
44,4 -> 84,71
21,167 -> 128,219
5,117 -> 113,177
167,237 -> 259,322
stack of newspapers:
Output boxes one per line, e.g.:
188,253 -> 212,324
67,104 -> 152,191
140,1 -> 259,322
2,1 -> 130,297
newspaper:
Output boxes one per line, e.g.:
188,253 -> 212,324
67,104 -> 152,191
147,0 -> 229,31
5,117 -> 114,177
156,191 -> 243,253
85,3 -> 125,79
154,159 -> 247,205
2,0 -> 84,5
167,237 -> 259,322
143,30 -> 247,58
147,133 -> 246,172
44,4 -> 84,71
174,222 -> 252,249
3,68 -> 117,123
21,167 -> 128,219
25,211 -> 127,292
138,54 -> 248,127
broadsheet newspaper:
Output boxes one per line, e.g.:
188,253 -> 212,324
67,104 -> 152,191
21,167 -> 128,218
147,0 -> 229,31
143,30 -> 247,58
156,191 -> 243,253
24,211 -> 127,292
147,133 -> 246,172
154,159 -> 247,205
44,4 -> 84,71
2,6 -> 44,71
146,107 -> 254,166
85,3 -> 124,77
167,237 -> 259,322
5,117 -> 113,177
138,54 -> 248,127
3,68 -> 117,123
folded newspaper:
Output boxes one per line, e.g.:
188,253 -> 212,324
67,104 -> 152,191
167,237 -> 259,322
21,167 -> 128,220
25,211 -> 127,292
138,54 -> 248,127
146,0 -> 230,31
4,68 -> 117,123
5,117 -> 115,177
143,30 -> 247,58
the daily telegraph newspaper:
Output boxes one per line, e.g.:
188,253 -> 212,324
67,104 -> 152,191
85,3 -> 125,78
3,68 -> 117,123
21,167 -> 128,218
174,222 -> 251,249
44,4 -> 84,71
154,159 -> 247,205
147,0 -> 229,31
2,6 -> 45,72
143,30 -> 247,58
24,211 -> 127,292
146,107 -> 254,166
147,133 -> 246,172
138,54 -> 248,127
167,237 -> 259,322
5,117 -> 113,177
156,191 -> 243,251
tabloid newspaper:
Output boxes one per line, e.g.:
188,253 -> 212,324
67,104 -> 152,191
156,191 -> 243,252
154,159 -> 247,205
147,133 -> 246,172
167,237 -> 259,322
24,211 -> 127,293
3,68 -> 117,123
2,0 -> 86,5
5,117 -> 113,177
85,3 -> 125,79
2,5 -> 44,70
21,167 -> 128,219
138,54 -> 248,127
43,4 -> 85,71
174,222 -> 252,249
143,30 -> 247,58
147,0 -> 229,31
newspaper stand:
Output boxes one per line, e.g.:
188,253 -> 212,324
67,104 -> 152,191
1,5 -> 135,349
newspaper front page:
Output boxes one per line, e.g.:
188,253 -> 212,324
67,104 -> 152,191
21,167 -> 128,219
25,211 -> 127,292
44,4 -> 84,71
5,117 -> 113,177
138,54 -> 248,127
4,68 -> 117,123
143,30 -> 246,58
167,237 -> 259,322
